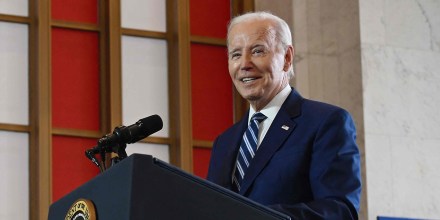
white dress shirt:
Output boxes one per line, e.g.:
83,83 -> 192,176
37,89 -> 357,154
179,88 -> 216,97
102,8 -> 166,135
248,85 -> 292,148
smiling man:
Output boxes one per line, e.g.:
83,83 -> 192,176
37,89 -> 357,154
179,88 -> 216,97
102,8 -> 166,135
207,12 -> 362,219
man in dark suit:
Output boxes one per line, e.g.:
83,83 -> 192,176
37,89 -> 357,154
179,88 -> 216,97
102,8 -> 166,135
207,12 -> 361,219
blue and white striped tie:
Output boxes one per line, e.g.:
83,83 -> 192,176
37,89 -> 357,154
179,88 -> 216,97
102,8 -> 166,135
233,112 -> 267,192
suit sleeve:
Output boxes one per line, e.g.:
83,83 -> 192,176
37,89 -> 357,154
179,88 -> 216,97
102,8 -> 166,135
269,109 -> 362,220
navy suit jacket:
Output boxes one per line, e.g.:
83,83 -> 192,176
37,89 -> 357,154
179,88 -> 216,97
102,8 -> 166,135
207,89 -> 361,220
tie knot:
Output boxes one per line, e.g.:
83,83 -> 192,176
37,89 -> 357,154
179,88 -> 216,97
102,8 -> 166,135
251,112 -> 267,123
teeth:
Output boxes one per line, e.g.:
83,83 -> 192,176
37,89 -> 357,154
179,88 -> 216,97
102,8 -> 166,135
242,77 -> 256,83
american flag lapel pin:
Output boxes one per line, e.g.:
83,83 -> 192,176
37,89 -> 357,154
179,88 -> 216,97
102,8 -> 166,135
281,125 -> 289,131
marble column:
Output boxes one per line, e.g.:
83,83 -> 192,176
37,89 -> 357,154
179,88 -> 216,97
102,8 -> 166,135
360,0 -> 440,219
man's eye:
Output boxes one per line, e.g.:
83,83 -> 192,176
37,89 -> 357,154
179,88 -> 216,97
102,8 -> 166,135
252,49 -> 264,55
231,53 -> 241,59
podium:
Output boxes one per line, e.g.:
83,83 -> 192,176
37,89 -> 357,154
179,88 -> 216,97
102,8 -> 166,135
48,154 -> 291,219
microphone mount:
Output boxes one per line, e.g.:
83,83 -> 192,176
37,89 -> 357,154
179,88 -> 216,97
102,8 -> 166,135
85,129 -> 129,172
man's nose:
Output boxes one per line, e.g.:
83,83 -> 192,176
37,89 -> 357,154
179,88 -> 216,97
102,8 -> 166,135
240,53 -> 252,71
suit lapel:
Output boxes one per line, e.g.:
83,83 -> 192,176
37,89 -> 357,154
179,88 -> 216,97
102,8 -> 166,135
239,89 -> 303,195
218,112 -> 249,189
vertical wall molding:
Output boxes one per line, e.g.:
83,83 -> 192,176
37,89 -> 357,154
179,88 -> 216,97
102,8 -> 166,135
167,0 -> 193,172
29,0 -> 52,219
104,0 -> 122,130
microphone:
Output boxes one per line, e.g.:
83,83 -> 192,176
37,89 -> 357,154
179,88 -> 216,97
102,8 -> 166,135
98,114 -> 163,148
85,114 -> 163,171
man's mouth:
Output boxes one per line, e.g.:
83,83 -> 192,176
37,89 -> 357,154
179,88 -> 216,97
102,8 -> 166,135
241,77 -> 258,83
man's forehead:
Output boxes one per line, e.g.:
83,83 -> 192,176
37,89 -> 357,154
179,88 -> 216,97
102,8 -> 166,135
228,24 -> 277,45
230,19 -> 275,34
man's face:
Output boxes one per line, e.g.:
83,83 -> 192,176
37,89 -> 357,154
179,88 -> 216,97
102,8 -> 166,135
228,19 -> 291,111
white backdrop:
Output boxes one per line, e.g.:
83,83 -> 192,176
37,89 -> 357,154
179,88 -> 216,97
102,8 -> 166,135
121,2 -> 169,162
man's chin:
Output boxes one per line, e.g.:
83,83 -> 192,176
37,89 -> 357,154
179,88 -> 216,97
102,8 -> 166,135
243,94 -> 260,102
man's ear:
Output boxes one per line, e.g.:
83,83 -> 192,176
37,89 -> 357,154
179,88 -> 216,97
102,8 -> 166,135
283,46 -> 294,71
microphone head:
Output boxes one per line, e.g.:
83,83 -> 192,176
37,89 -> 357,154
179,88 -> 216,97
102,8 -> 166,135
137,114 -> 163,136
121,114 -> 163,144
99,115 -> 164,146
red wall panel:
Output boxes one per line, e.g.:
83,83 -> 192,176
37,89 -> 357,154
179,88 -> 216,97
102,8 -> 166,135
52,0 -> 98,24
193,147 -> 212,178
190,0 -> 230,38
191,43 -> 233,141
51,28 -> 100,131
190,0 -> 232,181
52,136 -> 100,202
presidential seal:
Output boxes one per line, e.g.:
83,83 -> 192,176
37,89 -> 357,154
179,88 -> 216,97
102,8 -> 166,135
65,199 -> 96,220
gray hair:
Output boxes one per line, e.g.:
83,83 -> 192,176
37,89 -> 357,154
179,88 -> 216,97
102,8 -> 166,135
227,11 -> 294,78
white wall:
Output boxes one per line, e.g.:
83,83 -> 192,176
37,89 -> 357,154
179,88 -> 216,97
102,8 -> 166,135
0,4 -> 29,218
360,0 -> 440,219
121,0 -> 170,162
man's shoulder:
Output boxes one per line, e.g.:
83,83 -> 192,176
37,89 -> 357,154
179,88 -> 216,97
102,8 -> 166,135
284,88 -> 350,116
302,98 -> 346,112
298,98 -> 354,126
284,92 -> 353,123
